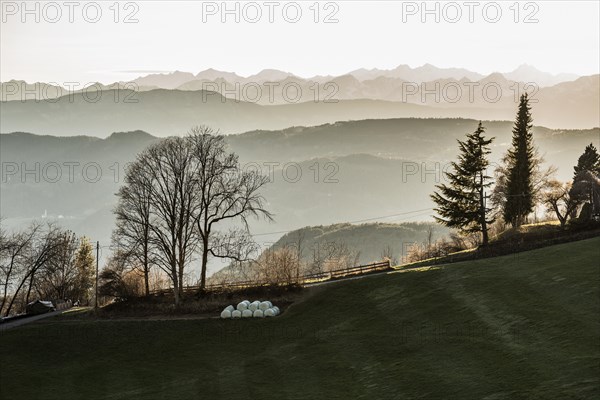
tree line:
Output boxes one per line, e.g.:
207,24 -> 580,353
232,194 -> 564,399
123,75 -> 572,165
109,126 -> 272,306
0,222 -> 95,316
108,99 -> 599,304
209,236 -> 363,288
432,93 -> 600,243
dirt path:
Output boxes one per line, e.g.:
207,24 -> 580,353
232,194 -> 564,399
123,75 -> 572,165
0,308 -> 74,331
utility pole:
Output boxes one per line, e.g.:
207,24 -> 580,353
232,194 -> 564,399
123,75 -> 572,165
95,241 -> 99,309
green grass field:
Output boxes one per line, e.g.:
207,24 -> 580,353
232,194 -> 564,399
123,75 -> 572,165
1,237 -> 599,400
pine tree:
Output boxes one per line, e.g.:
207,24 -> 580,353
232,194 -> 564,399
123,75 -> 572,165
573,143 -> 600,178
503,93 -> 536,227
570,143 -> 600,215
73,237 -> 96,303
431,121 -> 495,245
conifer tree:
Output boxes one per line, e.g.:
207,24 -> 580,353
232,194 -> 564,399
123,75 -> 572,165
73,237 -> 96,303
431,121 -> 495,245
570,143 -> 600,215
504,93 -> 536,227
573,143 -> 600,178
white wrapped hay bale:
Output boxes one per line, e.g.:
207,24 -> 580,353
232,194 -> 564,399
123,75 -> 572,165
264,308 -> 275,317
227,300 -> 278,319
249,301 -> 261,312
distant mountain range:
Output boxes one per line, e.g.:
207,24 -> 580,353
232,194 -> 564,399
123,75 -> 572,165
1,73 -> 598,135
2,63 -> 596,133
132,64 -> 579,88
1,63 -> 582,102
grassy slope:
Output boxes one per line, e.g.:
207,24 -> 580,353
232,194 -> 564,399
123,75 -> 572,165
1,238 -> 599,400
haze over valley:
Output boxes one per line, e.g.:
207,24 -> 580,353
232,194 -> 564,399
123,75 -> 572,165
2,117 -> 597,274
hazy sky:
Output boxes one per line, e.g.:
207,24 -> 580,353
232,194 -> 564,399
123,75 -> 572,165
1,0 -> 599,83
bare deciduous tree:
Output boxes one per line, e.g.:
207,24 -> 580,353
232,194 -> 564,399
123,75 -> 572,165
111,126 -> 272,304
34,231 -> 79,301
381,245 -> 397,265
139,137 -> 200,306
187,126 -> 272,291
1,223 -> 65,316
542,180 -> 580,228
257,246 -> 299,286
113,161 -> 155,296
0,225 -> 36,314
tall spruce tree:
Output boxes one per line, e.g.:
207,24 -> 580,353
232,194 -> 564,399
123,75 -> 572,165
504,93 -> 536,227
570,143 -> 600,213
431,121 -> 495,245
573,143 -> 600,178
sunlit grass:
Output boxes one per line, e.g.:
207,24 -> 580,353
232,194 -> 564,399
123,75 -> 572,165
61,307 -> 91,315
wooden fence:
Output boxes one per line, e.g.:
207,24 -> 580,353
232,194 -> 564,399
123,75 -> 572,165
301,260 -> 392,283
151,260 -> 392,295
